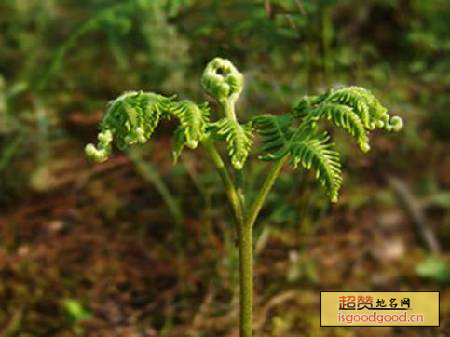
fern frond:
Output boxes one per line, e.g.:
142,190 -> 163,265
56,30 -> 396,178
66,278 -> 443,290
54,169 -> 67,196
85,90 -> 212,163
85,91 -> 173,161
326,87 -> 381,129
252,114 -> 294,160
315,102 -> 370,152
103,91 -> 172,149
85,129 -> 113,163
170,100 -> 210,149
293,86 -> 403,153
201,57 -> 243,103
171,126 -> 185,165
289,131 -> 342,202
213,118 -> 253,169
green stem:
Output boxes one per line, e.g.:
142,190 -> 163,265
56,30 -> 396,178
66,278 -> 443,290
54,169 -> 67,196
202,138 -> 244,225
223,98 -> 237,121
245,157 -> 287,229
236,169 -> 246,209
238,220 -> 252,337
207,95 -> 287,337
237,157 -> 287,337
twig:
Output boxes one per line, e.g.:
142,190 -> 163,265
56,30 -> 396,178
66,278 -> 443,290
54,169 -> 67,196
128,149 -> 184,225
388,176 -> 440,253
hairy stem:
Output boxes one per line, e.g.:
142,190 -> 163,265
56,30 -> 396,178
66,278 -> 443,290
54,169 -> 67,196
211,93 -> 288,337
221,97 -> 254,337
237,157 -> 287,337
238,220 -> 252,337
223,98 -> 237,121
236,169 -> 246,209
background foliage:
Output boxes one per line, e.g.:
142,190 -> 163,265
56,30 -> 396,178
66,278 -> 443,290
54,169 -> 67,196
0,0 -> 448,336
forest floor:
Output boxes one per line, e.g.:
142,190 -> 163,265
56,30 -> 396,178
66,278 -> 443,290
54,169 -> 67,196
0,135 -> 448,337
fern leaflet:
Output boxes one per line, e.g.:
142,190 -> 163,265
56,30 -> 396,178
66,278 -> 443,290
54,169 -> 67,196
169,100 -> 210,149
252,114 -> 293,160
212,118 -> 253,170
289,131 -> 342,202
85,91 -> 173,161
313,102 -> 370,152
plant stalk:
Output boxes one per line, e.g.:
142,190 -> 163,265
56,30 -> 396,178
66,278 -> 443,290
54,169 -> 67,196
245,157 -> 287,228
202,139 -> 244,225
237,157 -> 287,337
211,95 -> 288,337
223,99 -> 237,121
238,220 -> 253,337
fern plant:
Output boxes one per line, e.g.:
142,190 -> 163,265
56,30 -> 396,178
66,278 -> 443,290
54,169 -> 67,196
85,58 -> 402,337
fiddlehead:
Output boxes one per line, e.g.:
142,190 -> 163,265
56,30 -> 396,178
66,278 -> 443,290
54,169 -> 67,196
85,57 -> 404,337
86,58 -> 254,169
85,59 -> 403,204
200,57 -> 243,105
201,58 -> 253,169
85,129 -> 114,163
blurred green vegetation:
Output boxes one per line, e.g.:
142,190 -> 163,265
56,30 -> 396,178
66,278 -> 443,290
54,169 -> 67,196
0,0 -> 448,336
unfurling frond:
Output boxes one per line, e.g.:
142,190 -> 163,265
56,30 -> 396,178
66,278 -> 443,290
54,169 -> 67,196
201,58 -> 243,104
289,131 -> 342,202
200,58 -> 250,169
171,127 -> 185,165
169,101 -> 210,164
170,100 -> 210,149
85,129 -> 113,163
86,59 -> 403,205
85,91 -> 172,162
212,118 -> 253,170
85,91 -> 211,163
326,87 -> 387,129
104,91 -> 172,149
293,86 -> 403,153
252,114 -> 293,160
251,86 -> 403,202
313,103 -> 370,152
